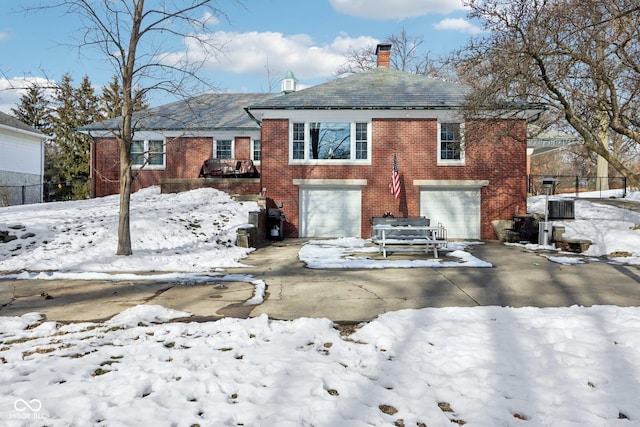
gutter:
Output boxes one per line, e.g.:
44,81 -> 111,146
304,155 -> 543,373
0,123 -> 48,140
244,107 -> 262,125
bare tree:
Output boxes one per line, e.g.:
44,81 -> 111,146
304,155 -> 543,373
29,0 -> 237,255
336,28 -> 445,78
336,45 -> 377,76
456,0 -> 640,188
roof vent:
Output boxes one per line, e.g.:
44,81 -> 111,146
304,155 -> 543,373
281,71 -> 298,94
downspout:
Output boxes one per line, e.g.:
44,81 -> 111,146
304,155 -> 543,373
244,107 -> 262,126
40,135 -> 45,203
89,131 -> 96,198
244,107 -> 265,202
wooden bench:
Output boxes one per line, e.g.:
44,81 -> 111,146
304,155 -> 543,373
371,217 -> 448,258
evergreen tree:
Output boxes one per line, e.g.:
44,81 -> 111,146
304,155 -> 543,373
101,74 -> 148,119
50,74 -> 100,199
10,83 -> 52,133
101,75 -> 123,119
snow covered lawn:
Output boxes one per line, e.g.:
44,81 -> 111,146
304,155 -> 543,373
1,305 -> 639,426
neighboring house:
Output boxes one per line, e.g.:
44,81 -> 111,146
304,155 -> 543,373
0,111 -> 45,206
85,44 -> 544,240
246,45 -> 543,240
83,93 -> 276,197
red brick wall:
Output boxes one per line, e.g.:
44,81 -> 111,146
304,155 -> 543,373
161,178 -> 261,195
260,117 -> 528,240
234,136 -> 250,159
92,137 -> 120,197
92,136 -> 213,197
92,136 -> 258,197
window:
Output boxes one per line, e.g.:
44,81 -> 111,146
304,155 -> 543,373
252,139 -> 261,161
292,123 -> 305,160
216,140 -> 232,159
131,141 -> 145,166
355,122 -> 368,160
131,139 -> 165,168
439,122 -> 465,165
290,121 -> 369,162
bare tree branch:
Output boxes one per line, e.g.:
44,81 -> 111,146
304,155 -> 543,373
458,0 -> 640,187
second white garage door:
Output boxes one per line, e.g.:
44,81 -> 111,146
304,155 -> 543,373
420,188 -> 481,239
299,186 -> 362,238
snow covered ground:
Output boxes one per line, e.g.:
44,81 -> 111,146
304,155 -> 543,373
1,187 -> 640,426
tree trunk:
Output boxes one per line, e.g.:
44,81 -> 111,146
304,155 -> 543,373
595,112 -> 610,191
114,0 -> 143,256
116,137 -> 133,255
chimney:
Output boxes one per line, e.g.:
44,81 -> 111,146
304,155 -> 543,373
376,43 -> 392,68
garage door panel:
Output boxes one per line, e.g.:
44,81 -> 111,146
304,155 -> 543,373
420,188 -> 480,239
300,187 -> 361,238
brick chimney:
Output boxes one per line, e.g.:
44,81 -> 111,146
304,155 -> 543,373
376,43 -> 392,68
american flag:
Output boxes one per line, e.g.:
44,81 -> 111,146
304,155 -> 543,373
391,153 -> 401,199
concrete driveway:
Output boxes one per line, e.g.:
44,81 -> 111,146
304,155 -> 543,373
2,240 -> 639,324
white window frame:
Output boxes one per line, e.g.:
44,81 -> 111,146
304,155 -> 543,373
437,122 -> 465,166
131,139 -> 166,170
214,138 -> 234,159
288,121 -> 372,165
251,138 -> 261,164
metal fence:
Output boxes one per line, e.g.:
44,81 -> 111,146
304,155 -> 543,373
0,181 -> 82,206
528,175 -> 628,198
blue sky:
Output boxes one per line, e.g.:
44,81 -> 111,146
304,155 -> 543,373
0,0 -> 481,113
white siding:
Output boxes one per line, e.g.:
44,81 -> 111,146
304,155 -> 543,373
0,131 -> 43,175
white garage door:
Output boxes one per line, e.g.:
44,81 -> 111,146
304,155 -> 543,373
420,188 -> 481,239
300,187 -> 362,238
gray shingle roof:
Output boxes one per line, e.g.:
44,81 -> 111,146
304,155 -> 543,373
0,111 -> 43,135
247,67 -> 472,110
82,92 -> 278,131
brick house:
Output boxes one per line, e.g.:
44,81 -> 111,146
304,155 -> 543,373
84,93 -> 275,197
246,45 -> 543,240
85,44 -> 543,240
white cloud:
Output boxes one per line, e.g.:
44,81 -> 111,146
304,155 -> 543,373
0,31 -> 9,41
0,77 -> 56,114
200,11 -> 220,27
329,0 -> 465,20
161,31 -> 379,80
434,17 -> 483,34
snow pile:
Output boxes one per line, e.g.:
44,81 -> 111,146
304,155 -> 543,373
299,238 -> 492,268
1,305 -> 639,426
0,187 -> 259,273
528,194 -> 640,265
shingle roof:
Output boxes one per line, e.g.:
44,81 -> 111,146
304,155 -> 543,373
247,67 -> 472,110
0,111 -> 43,135
81,92 -> 278,131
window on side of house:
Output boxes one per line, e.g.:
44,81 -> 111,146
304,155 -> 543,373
216,139 -> 233,159
355,122 -> 368,160
290,121 -> 369,162
252,139 -> 261,162
292,123 -> 305,160
131,139 -> 165,169
438,122 -> 465,165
